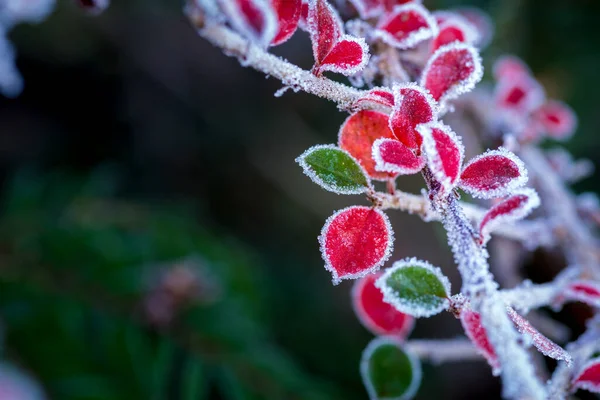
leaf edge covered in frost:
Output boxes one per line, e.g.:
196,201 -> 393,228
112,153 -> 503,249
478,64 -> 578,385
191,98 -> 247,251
372,138 -> 425,175
374,3 -> 439,50
360,336 -> 422,400
319,206 -> 394,285
318,34 -> 371,76
218,0 -> 278,48
375,257 -> 451,318
295,144 -> 371,195
572,357 -> 600,394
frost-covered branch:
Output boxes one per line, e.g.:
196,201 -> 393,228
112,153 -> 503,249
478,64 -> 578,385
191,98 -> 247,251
406,338 -> 481,364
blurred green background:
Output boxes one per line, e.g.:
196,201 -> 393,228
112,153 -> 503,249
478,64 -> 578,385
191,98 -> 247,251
1,0 -> 599,399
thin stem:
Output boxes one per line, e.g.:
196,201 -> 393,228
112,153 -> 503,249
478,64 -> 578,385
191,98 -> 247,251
406,338 -> 482,364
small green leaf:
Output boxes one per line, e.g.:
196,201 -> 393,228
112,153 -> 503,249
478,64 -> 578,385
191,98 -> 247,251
376,257 -> 450,317
361,337 -> 421,400
296,145 -> 370,194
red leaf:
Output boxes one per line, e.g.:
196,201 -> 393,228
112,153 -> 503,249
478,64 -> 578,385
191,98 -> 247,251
532,100 -> 578,140
372,138 -> 425,175
459,148 -> 527,199
270,0 -> 302,46
421,43 -> 482,105
220,0 -> 278,47
374,3 -> 437,50
339,110 -> 399,180
460,309 -> 500,374
430,16 -> 479,53
353,87 -> 395,110
492,55 -> 531,82
418,122 -> 464,191
478,188 -> 540,245
495,74 -> 545,115
320,206 -> 393,284
564,281 -> 600,308
389,83 -> 437,150
319,36 -> 369,75
352,272 -> 415,338
572,358 -> 600,393
506,306 -> 572,365
455,7 -> 494,48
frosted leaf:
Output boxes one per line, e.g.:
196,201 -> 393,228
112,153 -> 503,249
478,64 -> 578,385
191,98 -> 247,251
495,74 -> 545,116
563,280 -> 600,308
75,0 -> 110,15
432,10 -> 454,26
417,122 -> 464,193
361,336 -> 422,400
372,138 -> 425,175
506,306 -> 572,365
531,100 -> 578,141
296,144 -> 371,194
219,0 -> 278,47
319,206 -> 393,284
375,257 -> 451,318
430,15 -> 479,53
353,87 -> 395,110
352,272 -> 415,338
317,35 -> 370,76
374,3 -> 438,50
478,188 -> 540,245
0,0 -> 55,26
0,363 -> 47,400
0,29 -> 23,98
420,42 -> 483,106
460,308 -> 500,374
572,357 -> 600,394
270,0 -> 302,45
339,110 -> 399,180
459,148 -> 528,199
389,83 -> 438,150
454,7 -> 494,48
492,55 -> 531,81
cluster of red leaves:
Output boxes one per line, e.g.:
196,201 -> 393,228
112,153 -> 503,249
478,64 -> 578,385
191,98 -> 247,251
493,55 -> 577,142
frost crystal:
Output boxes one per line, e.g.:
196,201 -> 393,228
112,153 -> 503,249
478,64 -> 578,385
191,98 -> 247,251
417,122 -> 464,193
374,3 -> 438,50
459,147 -> 528,199
352,272 -> 415,338
219,0 -> 278,47
353,87 -> 395,110
375,257 -> 451,318
430,15 -> 479,53
478,188 -> 540,245
572,358 -> 600,394
420,42 -> 483,106
372,138 -> 425,175
319,206 -> 393,284
389,83 -> 438,150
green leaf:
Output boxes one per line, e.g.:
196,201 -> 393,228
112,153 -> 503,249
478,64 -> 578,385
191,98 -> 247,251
376,257 -> 450,318
296,145 -> 370,194
361,337 -> 421,400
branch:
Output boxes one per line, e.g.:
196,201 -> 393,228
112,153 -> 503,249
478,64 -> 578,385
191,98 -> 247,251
185,2 -> 365,110
406,338 -> 482,364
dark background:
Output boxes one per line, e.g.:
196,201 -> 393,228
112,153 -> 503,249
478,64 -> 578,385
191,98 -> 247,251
0,0 -> 599,399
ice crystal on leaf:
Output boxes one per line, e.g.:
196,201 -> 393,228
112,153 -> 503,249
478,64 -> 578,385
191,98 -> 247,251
339,110 -> 399,180
420,42 -> 483,107
506,306 -> 572,365
296,144 -> 371,194
375,258 -> 451,318
361,336 -> 422,400
531,100 -> 578,141
307,0 -> 369,75
353,87 -> 395,110
270,0 -> 302,45
219,0 -> 278,47
459,148 -> 528,199
478,188 -> 540,245
460,308 -> 500,374
417,122 -> 464,193
372,138 -> 425,175
389,83 -> 438,150
353,273 -> 415,338
320,206 -> 393,284
572,358 -> 600,394
374,3 -> 438,50
430,15 -> 479,53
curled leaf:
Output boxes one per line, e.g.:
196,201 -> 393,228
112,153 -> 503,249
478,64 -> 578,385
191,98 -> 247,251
460,309 -> 500,374
372,138 -> 425,175
219,0 -> 278,47
417,122 -> 464,192
389,83 -> 438,150
353,87 -> 395,110
352,273 -> 415,338
430,16 -> 479,53
270,0 -> 302,46
375,257 -> 451,318
320,206 -> 393,284
459,148 -> 528,199
374,3 -> 438,50
296,144 -> 370,194
361,337 -> 422,400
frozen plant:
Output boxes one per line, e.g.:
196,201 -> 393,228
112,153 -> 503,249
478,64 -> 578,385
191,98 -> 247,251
181,0 -> 600,398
